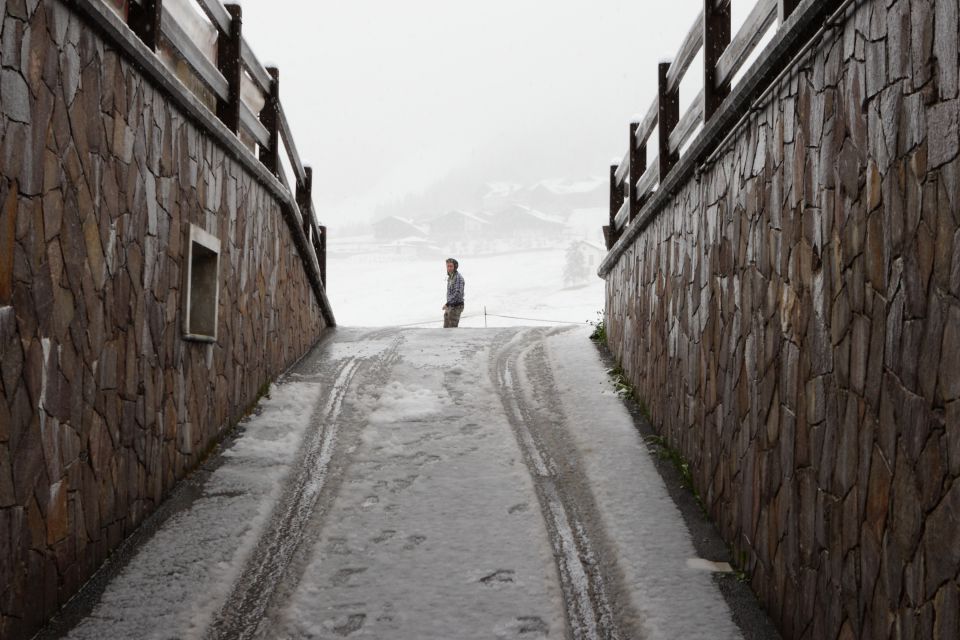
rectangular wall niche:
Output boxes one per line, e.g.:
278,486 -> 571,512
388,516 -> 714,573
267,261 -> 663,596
183,225 -> 221,342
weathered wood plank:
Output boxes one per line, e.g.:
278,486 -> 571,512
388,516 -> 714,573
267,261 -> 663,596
613,200 -> 629,231
635,158 -> 659,201
634,97 -> 659,150
241,38 -> 273,94
714,0 -> 777,87
196,0 -> 231,33
665,10 -> 704,93
278,103 -> 307,186
614,148 -> 630,185
160,5 -> 229,99
240,101 -> 269,147
669,89 -> 704,154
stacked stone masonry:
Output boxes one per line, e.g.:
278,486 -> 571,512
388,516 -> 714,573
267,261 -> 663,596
604,0 -> 959,638
0,1 -> 328,637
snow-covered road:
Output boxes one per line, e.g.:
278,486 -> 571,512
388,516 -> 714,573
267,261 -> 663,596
54,327 -> 744,640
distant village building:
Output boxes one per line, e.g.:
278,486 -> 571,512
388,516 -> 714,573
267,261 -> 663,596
563,240 -> 606,286
384,237 -> 443,259
484,204 -> 566,238
481,178 -> 606,217
571,240 -> 606,270
429,209 -> 491,240
373,216 -> 428,241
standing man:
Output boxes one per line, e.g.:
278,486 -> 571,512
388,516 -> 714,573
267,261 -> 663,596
443,258 -> 465,328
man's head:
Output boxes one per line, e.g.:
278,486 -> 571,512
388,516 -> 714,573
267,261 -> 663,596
446,258 -> 458,274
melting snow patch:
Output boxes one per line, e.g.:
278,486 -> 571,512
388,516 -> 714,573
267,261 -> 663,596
686,558 -> 734,573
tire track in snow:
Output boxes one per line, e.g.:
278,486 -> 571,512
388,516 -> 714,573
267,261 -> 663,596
206,333 -> 402,640
492,328 -> 628,640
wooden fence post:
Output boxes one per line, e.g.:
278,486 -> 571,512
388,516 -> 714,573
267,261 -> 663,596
606,163 -> 624,249
259,67 -> 280,175
217,4 -> 243,133
778,0 -> 800,24
128,0 -> 162,51
317,225 -> 327,288
297,166 -> 314,234
657,62 -> 679,180
628,122 -> 646,221
703,0 -> 731,121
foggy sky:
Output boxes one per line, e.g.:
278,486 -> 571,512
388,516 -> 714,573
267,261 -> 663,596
236,1 -> 719,228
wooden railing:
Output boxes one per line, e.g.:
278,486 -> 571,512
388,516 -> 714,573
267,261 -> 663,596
604,0 -> 799,249
116,0 -> 327,282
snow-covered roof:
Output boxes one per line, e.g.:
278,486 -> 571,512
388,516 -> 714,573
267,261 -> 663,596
528,178 -> 606,196
374,216 -> 428,234
572,240 -> 605,252
482,182 -> 524,198
436,209 -> 490,225
495,204 -> 565,225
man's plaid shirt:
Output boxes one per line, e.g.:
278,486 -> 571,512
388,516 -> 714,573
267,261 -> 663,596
447,271 -> 465,306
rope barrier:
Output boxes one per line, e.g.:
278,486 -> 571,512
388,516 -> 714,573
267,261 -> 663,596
392,309 -> 590,328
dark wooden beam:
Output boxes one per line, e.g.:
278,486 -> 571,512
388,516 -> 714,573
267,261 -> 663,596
259,67 -> 280,175
778,0 -> 801,24
628,122 -> 646,221
317,225 -> 327,288
657,62 -> 679,180
297,166 -> 313,233
608,163 -> 623,248
127,0 -> 162,51
217,4 -> 243,133
703,0 -> 732,121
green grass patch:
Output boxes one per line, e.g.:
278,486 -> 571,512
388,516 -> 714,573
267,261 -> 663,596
588,310 -> 606,344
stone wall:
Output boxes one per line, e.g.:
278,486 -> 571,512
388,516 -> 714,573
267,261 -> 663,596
602,0 -> 959,638
0,1 -> 329,637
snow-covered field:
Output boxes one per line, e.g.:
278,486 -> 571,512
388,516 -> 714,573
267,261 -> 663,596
326,241 -> 605,328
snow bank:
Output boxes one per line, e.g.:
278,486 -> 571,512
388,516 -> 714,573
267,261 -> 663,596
544,327 -> 742,640
66,381 -> 323,640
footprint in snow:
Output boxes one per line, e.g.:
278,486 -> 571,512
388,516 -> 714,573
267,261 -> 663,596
402,534 -> 426,550
480,569 -> 515,585
331,567 -> 367,587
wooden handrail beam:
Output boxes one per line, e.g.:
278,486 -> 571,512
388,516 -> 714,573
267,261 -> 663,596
714,0 -> 777,88
669,89 -> 704,154
159,5 -> 229,100
613,200 -> 629,232
635,158 -> 659,201
241,38 -> 273,95
665,10 -> 704,93
196,0 -> 231,33
614,148 -> 630,185
240,101 -> 269,147
278,102 -> 307,187
634,98 -> 659,151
